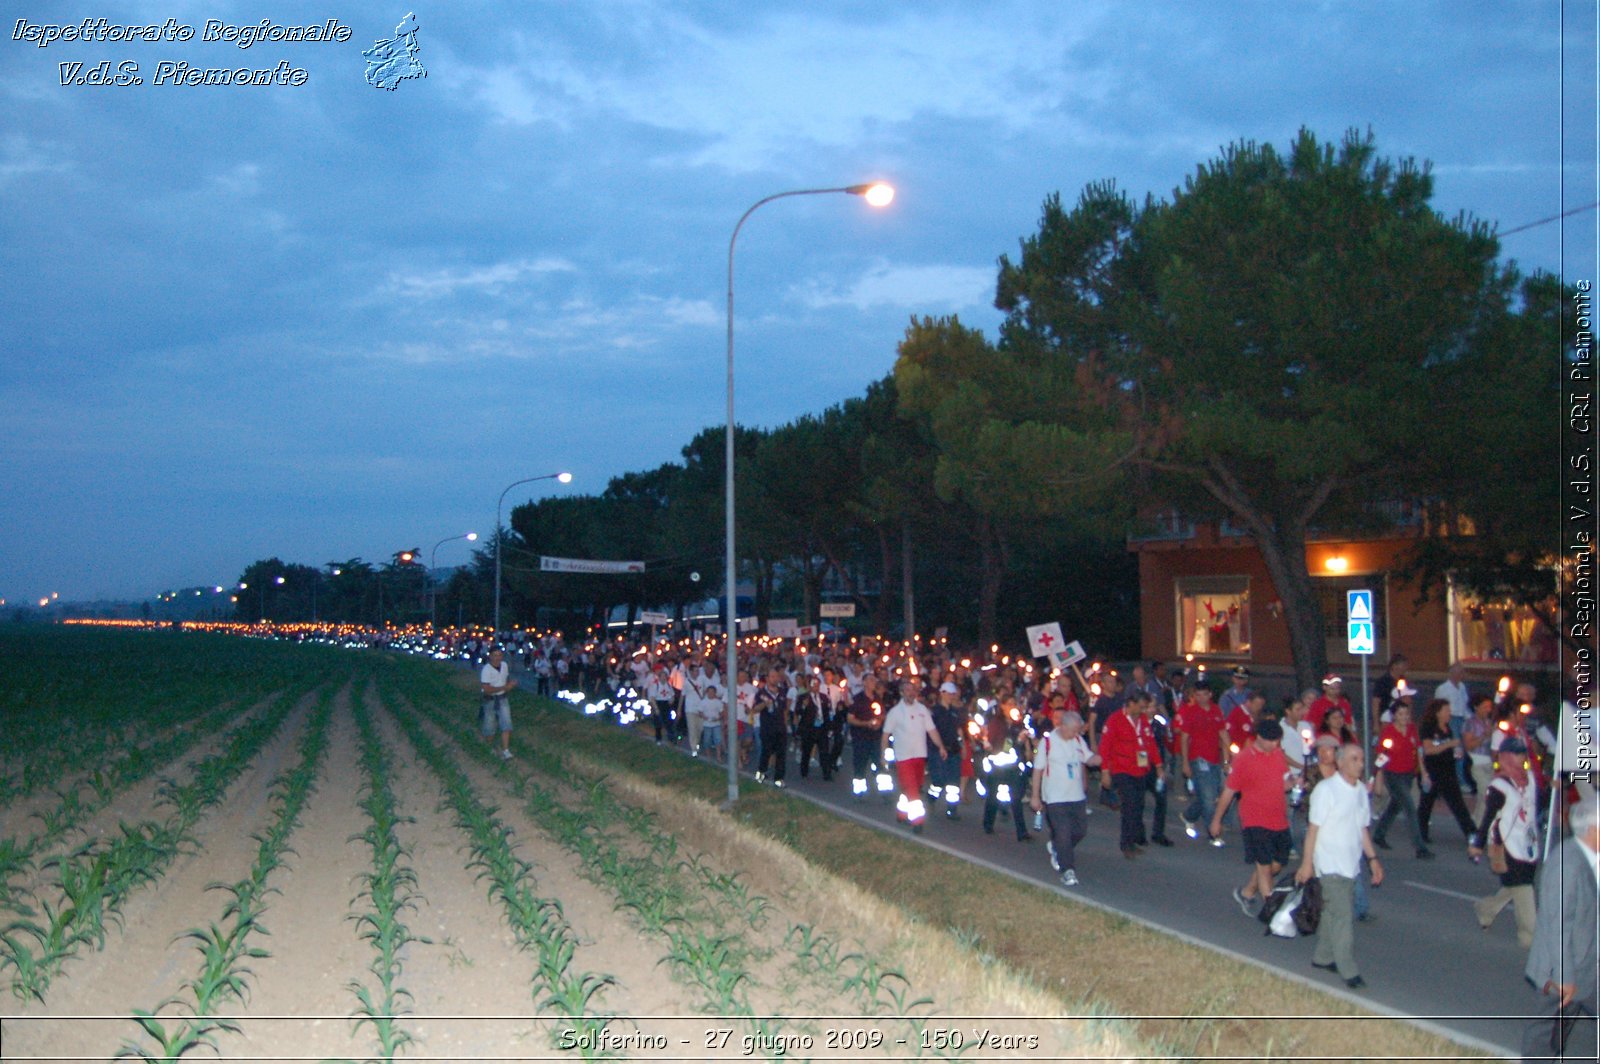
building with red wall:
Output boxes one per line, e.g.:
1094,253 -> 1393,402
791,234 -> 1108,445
1131,509 -> 1558,682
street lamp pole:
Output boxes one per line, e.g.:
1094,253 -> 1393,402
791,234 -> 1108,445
430,531 -> 478,629
723,181 -> 894,808
494,472 -> 573,637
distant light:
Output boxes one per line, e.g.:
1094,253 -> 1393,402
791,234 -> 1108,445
862,182 -> 895,208
50,592 -> 58,600
214,586 -> 223,593
274,576 -> 285,585
239,582 -> 248,590
39,597 -> 49,607
466,532 -> 479,541
556,472 -> 574,484
332,568 -> 342,576
1324,555 -> 1349,573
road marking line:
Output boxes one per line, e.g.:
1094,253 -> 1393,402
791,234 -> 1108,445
1402,879 -> 1479,902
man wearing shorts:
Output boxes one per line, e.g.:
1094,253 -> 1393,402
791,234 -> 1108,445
479,647 -> 517,760
1210,718 -> 1291,916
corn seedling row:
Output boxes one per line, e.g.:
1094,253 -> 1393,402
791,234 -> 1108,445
118,687 -> 334,1063
0,687 -> 305,1002
1,698 -> 250,916
346,683 -> 421,1062
380,686 -> 617,1058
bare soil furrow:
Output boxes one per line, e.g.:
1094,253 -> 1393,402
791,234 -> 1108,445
384,688 -> 714,1053
1,695 -> 275,905
0,692 -> 316,1061
200,684 -> 373,1063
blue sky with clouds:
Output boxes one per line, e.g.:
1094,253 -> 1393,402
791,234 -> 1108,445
2,1 -> 1594,603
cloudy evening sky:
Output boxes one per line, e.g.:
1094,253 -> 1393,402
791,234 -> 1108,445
1,1 -> 1595,604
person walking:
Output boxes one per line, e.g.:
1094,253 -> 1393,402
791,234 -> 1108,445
847,674 -> 888,800
881,680 -> 947,834
479,647 -> 517,760
928,681 -> 966,819
1296,742 -> 1384,990
979,707 -> 1031,841
1521,796 -> 1598,1062
1030,710 -> 1100,886
1468,753 -> 1541,948
1210,718 -> 1292,916
1100,689 -> 1159,858
1372,696 -> 1434,859
1417,697 -> 1478,850
754,670 -> 790,786
793,675 -> 831,780
1176,681 -> 1229,845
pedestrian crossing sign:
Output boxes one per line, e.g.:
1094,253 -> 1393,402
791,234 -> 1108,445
1347,590 -> 1374,655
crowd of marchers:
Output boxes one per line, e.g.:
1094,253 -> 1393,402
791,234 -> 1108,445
437,627 -> 1594,1002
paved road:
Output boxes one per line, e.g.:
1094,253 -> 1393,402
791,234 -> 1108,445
513,671 -> 1532,1057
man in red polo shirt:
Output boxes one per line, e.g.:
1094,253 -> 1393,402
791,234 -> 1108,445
1099,688 -> 1159,859
1174,682 -> 1228,845
1210,719 -> 1291,916
1224,690 -> 1264,758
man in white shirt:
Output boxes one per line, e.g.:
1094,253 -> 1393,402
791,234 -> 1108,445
880,681 -> 947,834
1029,711 -> 1100,887
479,648 -> 517,760
1296,743 -> 1385,989
1433,662 -> 1473,793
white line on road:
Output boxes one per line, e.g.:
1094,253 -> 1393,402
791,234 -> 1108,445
1403,879 -> 1480,902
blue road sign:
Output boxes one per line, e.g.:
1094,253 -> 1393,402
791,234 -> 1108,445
1347,590 -> 1374,655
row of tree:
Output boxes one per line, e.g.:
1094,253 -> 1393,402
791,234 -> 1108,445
232,128 -> 1570,689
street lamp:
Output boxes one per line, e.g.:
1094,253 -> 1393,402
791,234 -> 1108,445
722,181 -> 894,807
430,531 -> 478,628
493,472 -> 574,636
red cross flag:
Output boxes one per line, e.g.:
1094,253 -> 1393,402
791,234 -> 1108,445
1025,622 -> 1066,659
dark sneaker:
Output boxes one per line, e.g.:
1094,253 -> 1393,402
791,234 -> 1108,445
1345,976 -> 1366,990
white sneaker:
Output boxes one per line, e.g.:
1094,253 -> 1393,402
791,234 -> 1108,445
1046,840 -> 1060,873
499,748 -> 512,760
1210,836 -> 1225,848
1060,869 -> 1079,887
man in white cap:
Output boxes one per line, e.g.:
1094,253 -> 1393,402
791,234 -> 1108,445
927,681 -> 966,819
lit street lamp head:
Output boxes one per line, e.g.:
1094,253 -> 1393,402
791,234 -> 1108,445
466,532 -> 478,541
847,182 -> 895,207
557,472 -> 574,484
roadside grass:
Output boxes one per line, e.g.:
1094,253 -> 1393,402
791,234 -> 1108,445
405,662 -> 1485,1064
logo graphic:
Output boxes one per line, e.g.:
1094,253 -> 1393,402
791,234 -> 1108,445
363,12 -> 425,90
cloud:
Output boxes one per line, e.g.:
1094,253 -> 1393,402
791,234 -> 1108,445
443,4 -> 1113,171
0,134 -> 73,186
382,256 -> 578,300
794,261 -> 995,312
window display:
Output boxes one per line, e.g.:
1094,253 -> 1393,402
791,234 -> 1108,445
1448,584 -> 1557,664
1176,577 -> 1250,657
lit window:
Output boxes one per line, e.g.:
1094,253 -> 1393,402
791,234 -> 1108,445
1176,577 -> 1251,658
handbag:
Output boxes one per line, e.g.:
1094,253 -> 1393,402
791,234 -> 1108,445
1487,839 -> 1508,875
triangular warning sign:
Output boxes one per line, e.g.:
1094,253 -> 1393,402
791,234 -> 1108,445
1348,595 -> 1371,622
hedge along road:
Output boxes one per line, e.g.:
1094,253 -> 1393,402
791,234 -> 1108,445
0,630 -> 1136,1061
521,663 -> 1534,1061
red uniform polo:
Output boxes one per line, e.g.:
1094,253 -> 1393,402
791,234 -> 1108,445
1224,743 -> 1290,830
1224,706 -> 1256,753
1306,694 -> 1352,731
1375,722 -> 1420,775
1173,700 -> 1226,764
1099,709 -> 1158,776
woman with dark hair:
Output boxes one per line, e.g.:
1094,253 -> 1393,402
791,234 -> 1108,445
1319,705 -> 1358,747
1371,697 -> 1432,859
1417,697 -> 1478,848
